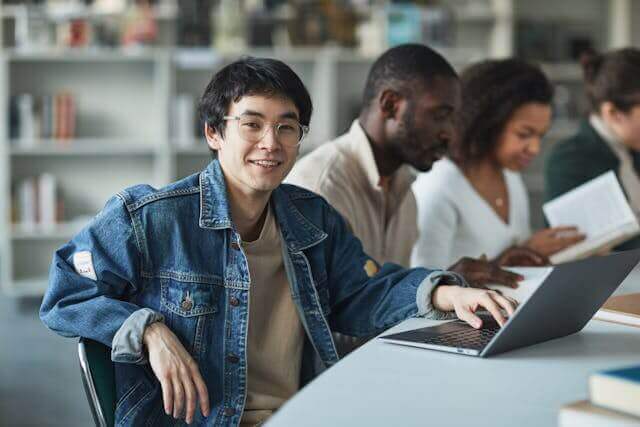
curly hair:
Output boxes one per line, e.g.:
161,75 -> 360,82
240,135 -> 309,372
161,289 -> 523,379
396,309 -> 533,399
451,59 -> 553,166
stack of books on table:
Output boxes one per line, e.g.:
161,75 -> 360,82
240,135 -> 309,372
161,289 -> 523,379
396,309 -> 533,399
560,365 -> 640,426
593,292 -> 640,328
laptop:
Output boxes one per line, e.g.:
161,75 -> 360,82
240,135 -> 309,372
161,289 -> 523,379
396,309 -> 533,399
379,249 -> 640,357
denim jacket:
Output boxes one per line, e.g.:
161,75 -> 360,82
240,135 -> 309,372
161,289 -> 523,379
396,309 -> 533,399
40,160 -> 461,426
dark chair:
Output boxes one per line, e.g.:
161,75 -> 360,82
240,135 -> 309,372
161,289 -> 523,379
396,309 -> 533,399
78,338 -> 116,427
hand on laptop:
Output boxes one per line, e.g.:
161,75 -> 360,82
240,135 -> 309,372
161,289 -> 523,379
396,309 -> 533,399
431,285 -> 518,328
448,256 -> 524,289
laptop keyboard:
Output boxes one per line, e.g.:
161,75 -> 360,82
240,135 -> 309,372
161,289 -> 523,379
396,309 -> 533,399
423,323 -> 501,350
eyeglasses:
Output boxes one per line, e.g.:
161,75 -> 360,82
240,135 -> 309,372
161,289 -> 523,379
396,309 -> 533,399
222,114 -> 309,147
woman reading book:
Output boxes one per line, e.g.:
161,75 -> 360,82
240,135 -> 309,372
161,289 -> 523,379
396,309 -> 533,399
545,48 -> 640,251
411,59 -> 585,269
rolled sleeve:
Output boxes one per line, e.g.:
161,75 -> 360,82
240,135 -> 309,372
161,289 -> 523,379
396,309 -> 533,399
111,308 -> 164,364
415,270 -> 469,320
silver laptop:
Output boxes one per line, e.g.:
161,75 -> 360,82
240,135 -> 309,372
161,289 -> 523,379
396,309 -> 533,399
379,249 -> 640,357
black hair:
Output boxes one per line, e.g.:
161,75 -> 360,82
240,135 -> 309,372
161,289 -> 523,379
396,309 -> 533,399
581,48 -> 640,113
452,58 -> 554,166
361,43 -> 458,108
198,56 -> 312,151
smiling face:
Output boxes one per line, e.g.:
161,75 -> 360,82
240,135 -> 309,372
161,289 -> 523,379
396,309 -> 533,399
386,76 -> 461,172
205,95 -> 301,197
494,102 -> 552,171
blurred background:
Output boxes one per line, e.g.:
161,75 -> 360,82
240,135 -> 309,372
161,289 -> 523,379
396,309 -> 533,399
0,0 -> 638,425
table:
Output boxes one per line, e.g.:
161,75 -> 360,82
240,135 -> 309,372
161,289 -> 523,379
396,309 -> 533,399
267,264 -> 640,427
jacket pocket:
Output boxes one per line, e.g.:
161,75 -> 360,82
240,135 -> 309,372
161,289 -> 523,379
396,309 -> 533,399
160,279 -> 219,361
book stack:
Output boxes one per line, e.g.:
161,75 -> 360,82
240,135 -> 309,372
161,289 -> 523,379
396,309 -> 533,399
9,92 -> 77,145
560,366 -> 640,426
12,174 -> 62,231
594,293 -> 640,328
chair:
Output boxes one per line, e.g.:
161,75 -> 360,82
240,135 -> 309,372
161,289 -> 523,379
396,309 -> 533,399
78,338 -> 116,427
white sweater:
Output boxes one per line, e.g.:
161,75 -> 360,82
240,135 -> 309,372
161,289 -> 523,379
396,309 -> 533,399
410,157 -> 532,269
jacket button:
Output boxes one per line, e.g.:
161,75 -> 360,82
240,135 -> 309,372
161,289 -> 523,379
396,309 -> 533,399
229,297 -> 240,307
226,354 -> 239,364
180,298 -> 193,311
230,241 -> 240,250
223,407 -> 236,417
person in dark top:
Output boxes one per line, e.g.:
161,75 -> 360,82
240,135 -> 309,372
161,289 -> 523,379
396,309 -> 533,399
545,48 -> 640,250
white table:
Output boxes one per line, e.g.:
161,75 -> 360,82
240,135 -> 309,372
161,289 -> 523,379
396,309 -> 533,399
267,265 -> 640,427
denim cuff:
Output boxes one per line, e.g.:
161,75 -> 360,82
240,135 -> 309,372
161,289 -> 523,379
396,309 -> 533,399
415,270 -> 469,320
111,308 -> 164,364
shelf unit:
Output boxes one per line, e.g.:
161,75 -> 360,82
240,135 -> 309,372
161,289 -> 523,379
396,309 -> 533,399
0,46 -> 382,296
0,49 -> 170,296
1,0 -> 639,296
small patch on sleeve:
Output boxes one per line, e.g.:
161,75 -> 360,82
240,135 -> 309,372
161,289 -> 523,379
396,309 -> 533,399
73,251 -> 98,281
364,259 -> 379,277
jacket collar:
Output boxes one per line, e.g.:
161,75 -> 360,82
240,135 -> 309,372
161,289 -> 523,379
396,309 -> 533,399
199,160 -> 327,251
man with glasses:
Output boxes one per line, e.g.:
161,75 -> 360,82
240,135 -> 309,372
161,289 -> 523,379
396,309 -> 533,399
41,57 -> 518,427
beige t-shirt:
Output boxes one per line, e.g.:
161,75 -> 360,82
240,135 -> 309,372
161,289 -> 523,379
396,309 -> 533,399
287,119 -> 418,266
240,206 -> 304,426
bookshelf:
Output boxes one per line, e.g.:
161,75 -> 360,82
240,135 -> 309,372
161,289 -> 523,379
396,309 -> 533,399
0,46 -> 378,296
1,0 -> 638,296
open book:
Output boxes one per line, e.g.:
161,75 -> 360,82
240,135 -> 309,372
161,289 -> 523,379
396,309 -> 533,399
543,171 -> 640,264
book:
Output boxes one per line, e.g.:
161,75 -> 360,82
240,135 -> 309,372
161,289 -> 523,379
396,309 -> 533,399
17,94 -> 36,146
543,171 -> 640,264
559,400 -> 640,427
18,178 -> 37,230
594,293 -> 640,328
590,366 -> 640,418
41,94 -> 53,139
9,96 -> 20,140
38,173 -> 57,229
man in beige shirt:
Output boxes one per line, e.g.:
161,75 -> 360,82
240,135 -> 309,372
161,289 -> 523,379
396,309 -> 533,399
289,118 -> 417,266
288,44 -> 544,285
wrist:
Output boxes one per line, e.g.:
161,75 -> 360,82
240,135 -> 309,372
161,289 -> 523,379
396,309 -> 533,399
142,321 -> 164,348
432,285 -> 460,312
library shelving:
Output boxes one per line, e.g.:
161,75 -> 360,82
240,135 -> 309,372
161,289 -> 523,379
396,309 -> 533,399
1,0 -> 638,295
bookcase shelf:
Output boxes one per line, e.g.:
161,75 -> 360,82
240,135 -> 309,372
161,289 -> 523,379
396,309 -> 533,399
5,48 -> 162,63
10,139 -> 159,156
11,222 -> 85,241
174,145 -> 209,155
1,0 -> 638,296
6,278 -> 50,297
